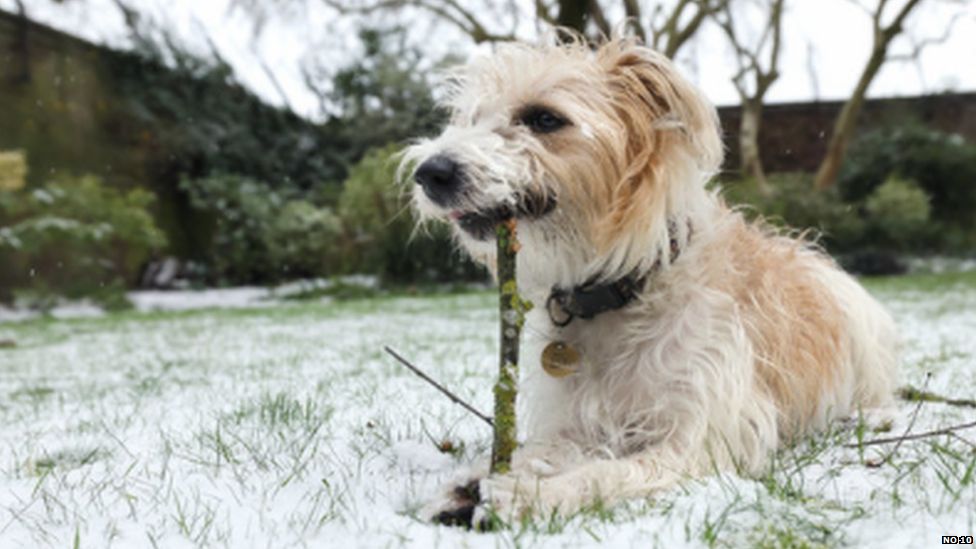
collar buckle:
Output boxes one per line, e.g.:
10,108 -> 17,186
546,289 -> 575,327
546,273 -> 645,328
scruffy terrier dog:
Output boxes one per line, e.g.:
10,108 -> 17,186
403,36 -> 897,524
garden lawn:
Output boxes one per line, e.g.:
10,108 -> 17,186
0,273 -> 974,548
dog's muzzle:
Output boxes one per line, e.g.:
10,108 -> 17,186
414,154 -> 464,206
415,154 -> 558,240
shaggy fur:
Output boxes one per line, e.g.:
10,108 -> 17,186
402,36 -> 897,522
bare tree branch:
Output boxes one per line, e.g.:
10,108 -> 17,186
862,373 -> 930,467
882,0 -> 922,40
814,0 -> 948,190
653,0 -> 724,59
534,0 -> 557,25
318,0 -> 717,57
384,346 -> 494,427
805,40 -> 821,100
622,0 -> 647,42
589,0 -> 612,38
898,385 -> 976,408
845,420 -> 976,448
713,0 -> 784,190
322,0 -> 517,43
887,9 -> 963,61
843,0 -> 877,19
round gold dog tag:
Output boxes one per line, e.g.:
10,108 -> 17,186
541,341 -> 580,378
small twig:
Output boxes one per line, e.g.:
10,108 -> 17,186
898,385 -> 976,409
867,373 -> 931,466
950,431 -> 976,451
845,420 -> 976,448
383,346 -> 493,427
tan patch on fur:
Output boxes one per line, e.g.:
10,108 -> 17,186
585,41 -> 722,252
718,220 -> 845,437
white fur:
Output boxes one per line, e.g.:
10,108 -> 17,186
404,38 -> 898,522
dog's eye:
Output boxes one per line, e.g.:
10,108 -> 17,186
519,107 -> 569,134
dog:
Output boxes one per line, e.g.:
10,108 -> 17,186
402,35 -> 897,524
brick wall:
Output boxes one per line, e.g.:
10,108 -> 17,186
718,93 -> 976,175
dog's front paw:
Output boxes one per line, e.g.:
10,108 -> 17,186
428,479 -> 481,527
423,452 -> 569,529
426,471 -> 552,529
426,473 -> 545,529
475,470 -> 575,525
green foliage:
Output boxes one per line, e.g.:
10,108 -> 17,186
723,173 -> 865,250
179,145 -> 482,287
123,26 -> 447,264
338,144 -> 403,236
111,40 -> 344,196
180,174 -> 342,284
838,125 -> 976,230
4,19 -> 457,286
338,145 -> 483,284
0,175 -> 166,304
321,28 -> 448,166
729,130 -> 976,254
864,176 -> 931,249
268,200 -> 344,276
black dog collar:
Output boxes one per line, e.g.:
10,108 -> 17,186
545,222 -> 689,327
546,274 -> 646,327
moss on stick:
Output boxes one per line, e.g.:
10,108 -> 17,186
491,218 -> 530,474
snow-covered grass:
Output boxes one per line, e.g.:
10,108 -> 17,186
0,273 -> 974,548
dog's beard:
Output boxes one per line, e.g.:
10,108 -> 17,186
443,190 -> 557,241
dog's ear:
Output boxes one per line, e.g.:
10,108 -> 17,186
603,45 -> 722,171
594,40 -> 723,249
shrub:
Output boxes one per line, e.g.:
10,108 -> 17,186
180,174 -> 342,284
0,175 -> 166,304
722,173 -> 865,251
863,176 -> 931,249
839,125 -> 976,230
268,200 -> 343,279
338,145 -> 484,284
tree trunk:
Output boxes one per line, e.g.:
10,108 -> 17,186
556,0 -> 590,35
14,0 -> 31,84
739,99 -> 769,194
491,220 -> 522,474
813,33 -> 893,190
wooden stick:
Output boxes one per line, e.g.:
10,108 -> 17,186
898,385 -> 976,409
845,420 -> 976,448
491,218 -> 524,474
383,345 -> 494,427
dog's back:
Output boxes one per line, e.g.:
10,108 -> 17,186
699,207 -> 898,440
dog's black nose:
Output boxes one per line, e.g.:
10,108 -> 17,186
415,155 -> 462,203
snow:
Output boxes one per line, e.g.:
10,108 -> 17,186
0,277 -> 381,322
907,256 -> 976,274
127,286 -> 274,312
0,301 -> 105,322
0,278 -> 973,547
126,276 -> 380,312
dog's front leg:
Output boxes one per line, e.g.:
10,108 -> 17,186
422,440 -> 573,527
478,447 -> 689,523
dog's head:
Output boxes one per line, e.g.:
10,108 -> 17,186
402,37 -> 722,282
